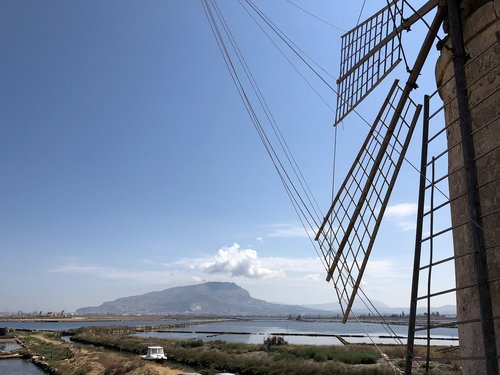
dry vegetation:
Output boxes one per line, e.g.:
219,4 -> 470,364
15,331 -> 184,375
13,329 -> 461,375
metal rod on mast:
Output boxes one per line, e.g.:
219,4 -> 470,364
404,95 -> 431,375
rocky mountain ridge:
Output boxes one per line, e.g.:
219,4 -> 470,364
76,282 -> 322,316
76,281 -> 456,316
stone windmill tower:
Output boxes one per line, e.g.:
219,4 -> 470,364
432,1 -> 499,373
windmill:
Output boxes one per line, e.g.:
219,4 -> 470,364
314,1 -> 499,374
202,0 -> 499,373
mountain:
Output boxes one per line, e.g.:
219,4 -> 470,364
76,282 -> 324,316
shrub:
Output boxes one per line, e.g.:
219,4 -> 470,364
313,351 -> 329,362
262,335 -> 289,351
179,339 -> 204,348
208,341 -> 255,354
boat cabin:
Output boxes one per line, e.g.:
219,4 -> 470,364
141,346 -> 167,360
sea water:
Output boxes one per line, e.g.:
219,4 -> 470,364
0,318 -> 459,346
137,319 -> 459,346
0,319 -> 183,331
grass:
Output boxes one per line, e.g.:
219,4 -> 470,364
179,339 -> 204,348
71,330 -> 395,375
20,335 -> 73,362
18,328 -> 460,375
270,345 -> 379,364
207,340 -> 261,353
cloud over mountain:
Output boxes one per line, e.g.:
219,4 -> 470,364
200,243 -> 283,279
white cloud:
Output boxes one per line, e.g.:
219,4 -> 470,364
385,203 -> 418,231
173,250 -> 324,279
54,265 -> 103,274
200,243 -> 283,279
267,224 -> 310,238
50,244 -> 429,307
365,259 -> 406,278
304,273 -> 321,281
52,247 -> 323,286
398,220 -> 417,231
385,203 -> 418,219
263,257 -> 324,273
52,264 -> 186,284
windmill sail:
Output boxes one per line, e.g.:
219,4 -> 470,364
318,5 -> 444,322
317,80 -> 422,320
335,0 -> 404,125
334,0 -> 438,126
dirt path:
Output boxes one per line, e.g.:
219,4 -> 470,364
31,333 -> 61,345
132,362 -> 183,375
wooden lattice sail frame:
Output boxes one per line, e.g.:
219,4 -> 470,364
335,0 -> 403,125
334,0 -> 438,126
317,80 -> 421,320
317,1 -> 443,322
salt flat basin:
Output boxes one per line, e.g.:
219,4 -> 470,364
136,319 -> 459,346
0,340 -> 22,352
0,359 -> 45,374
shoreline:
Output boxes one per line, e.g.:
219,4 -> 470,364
0,314 -> 457,326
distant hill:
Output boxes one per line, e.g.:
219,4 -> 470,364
305,301 -> 457,316
76,282 -> 325,316
305,300 -> 390,314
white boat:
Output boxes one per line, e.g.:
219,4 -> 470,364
141,346 -> 167,360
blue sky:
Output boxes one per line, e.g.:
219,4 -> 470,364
0,0 -> 453,313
